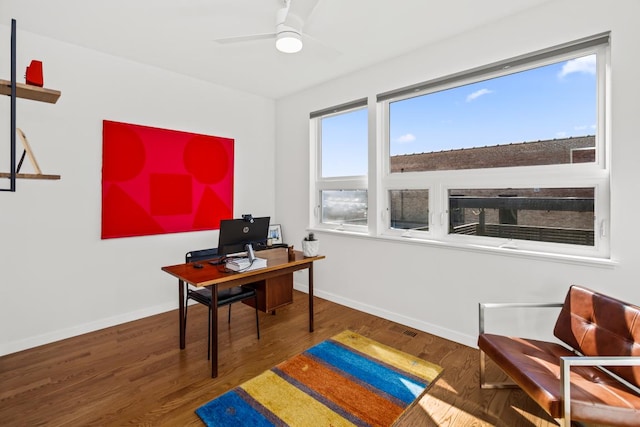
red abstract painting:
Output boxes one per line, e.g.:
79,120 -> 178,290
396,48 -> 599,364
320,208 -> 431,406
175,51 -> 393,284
101,120 -> 234,239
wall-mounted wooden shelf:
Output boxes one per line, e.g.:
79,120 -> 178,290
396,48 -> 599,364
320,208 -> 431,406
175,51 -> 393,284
2,19 -> 62,191
0,172 -> 60,180
0,79 -> 61,104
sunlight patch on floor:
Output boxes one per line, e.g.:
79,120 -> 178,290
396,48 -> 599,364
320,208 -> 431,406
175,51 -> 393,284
415,378 -> 496,427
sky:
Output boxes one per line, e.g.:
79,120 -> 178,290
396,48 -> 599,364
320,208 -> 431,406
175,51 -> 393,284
321,54 -> 597,177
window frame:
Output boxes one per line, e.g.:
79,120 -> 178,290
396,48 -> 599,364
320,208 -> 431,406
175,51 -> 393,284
310,99 -> 369,233
309,34 -> 611,261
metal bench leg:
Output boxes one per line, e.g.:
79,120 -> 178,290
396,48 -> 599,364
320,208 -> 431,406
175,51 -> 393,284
479,349 -> 517,389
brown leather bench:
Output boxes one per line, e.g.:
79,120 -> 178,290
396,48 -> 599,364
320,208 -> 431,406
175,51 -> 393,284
478,285 -> 640,426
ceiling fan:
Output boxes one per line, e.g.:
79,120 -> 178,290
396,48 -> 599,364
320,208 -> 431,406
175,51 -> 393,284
213,0 -> 322,53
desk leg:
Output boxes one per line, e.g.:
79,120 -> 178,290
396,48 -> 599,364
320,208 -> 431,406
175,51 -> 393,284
309,263 -> 314,332
211,287 -> 219,378
179,279 -> 185,349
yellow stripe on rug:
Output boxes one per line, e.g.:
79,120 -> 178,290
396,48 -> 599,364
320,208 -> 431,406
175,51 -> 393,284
240,370 -> 356,427
332,330 -> 442,382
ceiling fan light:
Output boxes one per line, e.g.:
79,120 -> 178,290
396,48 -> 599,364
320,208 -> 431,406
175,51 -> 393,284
276,31 -> 303,53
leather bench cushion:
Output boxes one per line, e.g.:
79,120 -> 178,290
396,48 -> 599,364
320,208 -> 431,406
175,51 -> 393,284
479,333 -> 640,425
554,285 -> 640,388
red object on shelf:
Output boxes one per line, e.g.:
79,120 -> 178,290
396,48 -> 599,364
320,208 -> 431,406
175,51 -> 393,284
25,60 -> 44,87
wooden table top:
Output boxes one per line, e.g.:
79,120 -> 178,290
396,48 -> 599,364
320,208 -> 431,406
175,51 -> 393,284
161,247 -> 325,287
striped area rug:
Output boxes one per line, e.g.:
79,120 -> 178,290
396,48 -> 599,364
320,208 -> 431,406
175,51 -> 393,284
196,330 -> 443,426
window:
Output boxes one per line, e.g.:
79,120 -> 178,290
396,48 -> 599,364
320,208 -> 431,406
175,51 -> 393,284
448,188 -> 595,246
389,189 -> 429,231
388,55 -> 598,171
321,190 -> 368,226
311,99 -> 368,229
320,109 -> 368,178
310,34 -> 610,259
377,34 -> 609,258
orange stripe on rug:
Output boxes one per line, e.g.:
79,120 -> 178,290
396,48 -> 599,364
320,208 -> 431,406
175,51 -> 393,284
277,353 -> 404,426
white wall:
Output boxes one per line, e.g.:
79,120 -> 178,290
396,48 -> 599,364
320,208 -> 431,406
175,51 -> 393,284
0,27 -> 276,355
276,0 -> 640,347
3,0 -> 638,356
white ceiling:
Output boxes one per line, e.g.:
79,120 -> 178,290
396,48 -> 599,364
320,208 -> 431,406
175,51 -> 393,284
1,0 -> 552,99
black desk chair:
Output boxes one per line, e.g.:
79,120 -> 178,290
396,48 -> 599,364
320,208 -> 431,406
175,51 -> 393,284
184,248 -> 260,359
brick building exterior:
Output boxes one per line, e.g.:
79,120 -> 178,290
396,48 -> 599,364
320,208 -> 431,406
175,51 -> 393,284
388,136 -> 596,245
390,135 -> 595,172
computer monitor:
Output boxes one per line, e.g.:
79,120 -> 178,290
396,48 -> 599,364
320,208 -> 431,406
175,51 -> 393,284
217,216 -> 270,256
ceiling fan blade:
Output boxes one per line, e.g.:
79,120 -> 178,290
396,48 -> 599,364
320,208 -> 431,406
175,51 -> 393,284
302,32 -> 341,60
214,33 -> 275,45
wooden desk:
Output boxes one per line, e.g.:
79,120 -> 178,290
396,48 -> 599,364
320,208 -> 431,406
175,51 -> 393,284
161,248 -> 325,377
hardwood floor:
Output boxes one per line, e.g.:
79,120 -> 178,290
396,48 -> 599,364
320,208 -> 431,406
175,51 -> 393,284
0,291 -> 561,426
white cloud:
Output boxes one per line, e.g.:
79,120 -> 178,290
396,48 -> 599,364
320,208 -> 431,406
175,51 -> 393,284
558,56 -> 596,78
572,124 -> 596,134
396,133 -> 416,143
466,88 -> 493,102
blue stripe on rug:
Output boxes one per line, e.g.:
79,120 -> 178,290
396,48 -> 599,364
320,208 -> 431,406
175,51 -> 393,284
195,389 -> 278,426
328,338 -> 434,389
305,340 -> 427,405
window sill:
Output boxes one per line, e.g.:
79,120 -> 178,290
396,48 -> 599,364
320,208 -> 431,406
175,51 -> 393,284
309,228 -> 617,269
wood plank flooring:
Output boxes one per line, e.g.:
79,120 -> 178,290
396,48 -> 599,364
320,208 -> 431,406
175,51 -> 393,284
1,291 -> 562,426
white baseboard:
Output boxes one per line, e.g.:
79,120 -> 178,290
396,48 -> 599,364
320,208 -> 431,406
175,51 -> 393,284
0,302 -> 177,357
293,283 -> 477,348
2,283 -> 477,357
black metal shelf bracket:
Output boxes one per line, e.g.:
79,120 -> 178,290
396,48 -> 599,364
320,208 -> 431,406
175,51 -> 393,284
1,19 -> 17,192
